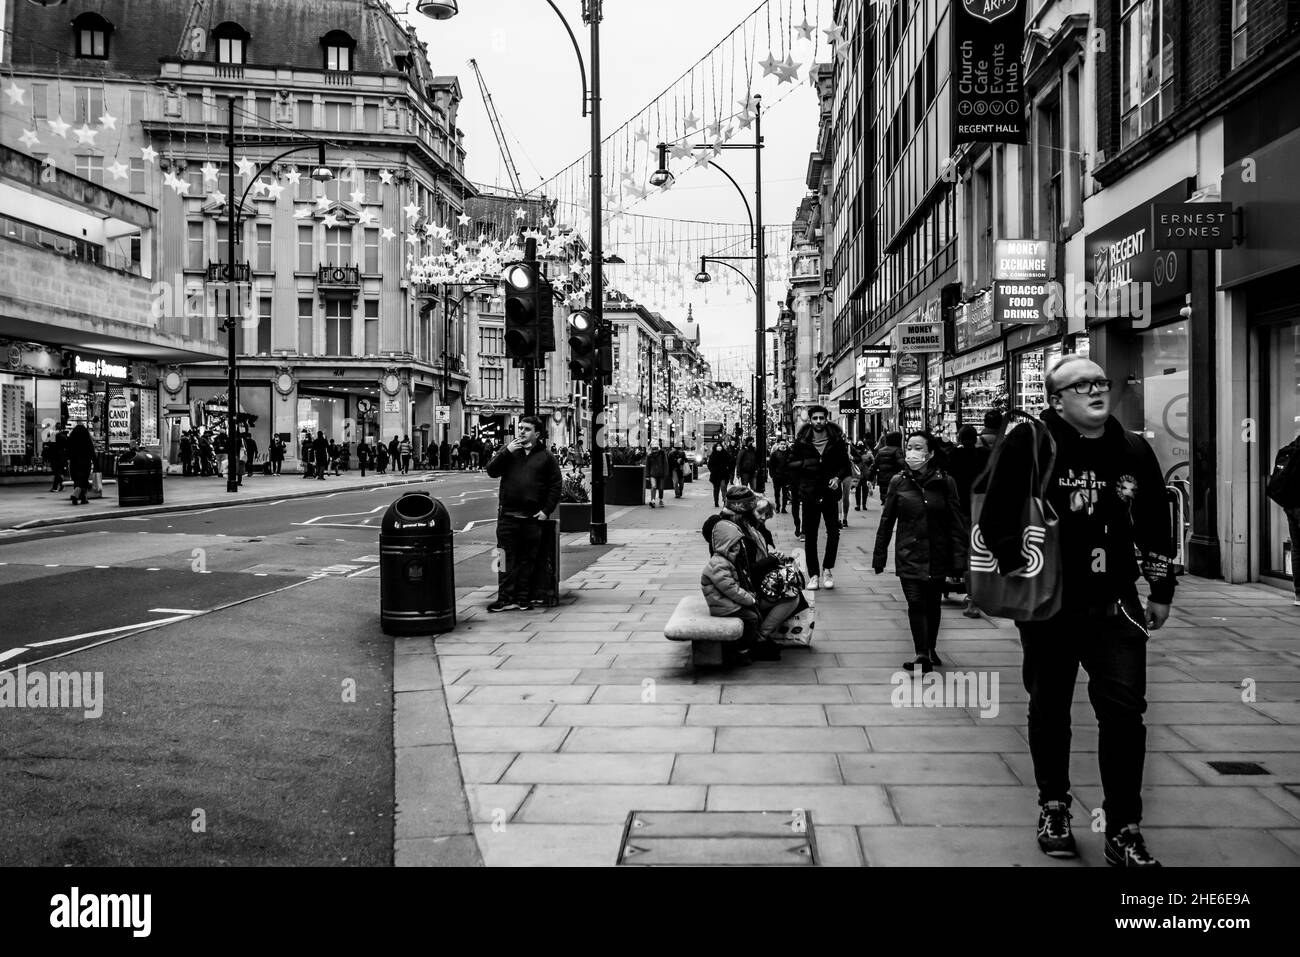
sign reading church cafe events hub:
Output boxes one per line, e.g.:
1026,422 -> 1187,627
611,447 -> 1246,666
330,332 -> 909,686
993,239 -> 1053,323
951,0 -> 1027,145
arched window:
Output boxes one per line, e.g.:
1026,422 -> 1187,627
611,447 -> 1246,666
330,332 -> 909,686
72,12 -> 113,60
321,30 -> 356,72
213,22 -> 250,65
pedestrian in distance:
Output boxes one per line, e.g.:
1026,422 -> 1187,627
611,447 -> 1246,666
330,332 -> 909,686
736,437 -> 759,489
47,423 -> 69,491
852,439 -> 875,512
979,354 -> 1177,868
66,420 -> 95,505
707,442 -> 733,508
946,425 -> 992,618
399,435 -> 413,474
199,431 -> 215,477
839,443 -> 857,528
375,440 -> 389,475
868,432 -> 906,505
244,433 -> 258,478
669,444 -> 687,498
313,430 -> 329,481
177,429 -> 192,479
357,439 -> 371,478
979,409 -> 1004,452
1265,429 -> 1300,605
786,405 -> 852,590
439,438 -> 451,470
327,438 -> 340,476
486,415 -> 562,613
450,442 -> 460,471
646,441 -> 670,508
872,430 -> 967,674
270,435 -> 285,475
470,435 -> 483,470
768,438 -> 791,513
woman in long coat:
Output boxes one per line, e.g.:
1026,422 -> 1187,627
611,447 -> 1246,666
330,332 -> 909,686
67,422 -> 96,505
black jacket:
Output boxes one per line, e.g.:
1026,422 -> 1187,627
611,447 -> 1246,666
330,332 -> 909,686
787,422 -> 852,499
978,409 -> 1177,609
487,443 -> 562,517
768,447 -> 789,480
873,466 -> 968,579
707,447 -> 733,478
736,446 -> 759,474
868,445 -> 906,490
67,424 -> 95,484
945,444 -> 990,515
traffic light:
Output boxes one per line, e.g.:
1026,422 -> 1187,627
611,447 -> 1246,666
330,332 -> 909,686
568,309 -> 596,381
502,260 -> 556,361
596,324 -> 613,386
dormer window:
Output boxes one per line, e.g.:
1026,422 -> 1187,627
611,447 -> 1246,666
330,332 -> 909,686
72,12 -> 112,60
213,22 -> 250,65
322,30 -> 356,72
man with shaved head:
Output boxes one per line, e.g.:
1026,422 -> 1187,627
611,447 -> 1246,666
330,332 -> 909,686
980,353 -> 1177,868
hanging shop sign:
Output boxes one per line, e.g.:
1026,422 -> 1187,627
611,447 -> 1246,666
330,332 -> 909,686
107,394 -> 132,449
993,240 -> 1051,281
435,405 -> 451,424
897,320 -> 945,354
951,0 -> 1027,145
954,289 -> 998,351
73,354 -> 130,382
1151,202 -> 1235,250
994,281 -> 1051,323
838,398 -> 861,414
861,386 -> 893,411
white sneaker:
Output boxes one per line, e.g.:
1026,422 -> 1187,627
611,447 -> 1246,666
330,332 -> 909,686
807,575 -> 820,590
822,569 -> 835,589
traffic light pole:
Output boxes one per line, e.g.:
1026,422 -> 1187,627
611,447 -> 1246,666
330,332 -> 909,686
586,0 -> 607,545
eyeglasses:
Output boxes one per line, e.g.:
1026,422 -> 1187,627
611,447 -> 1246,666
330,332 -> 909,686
1053,378 -> 1112,396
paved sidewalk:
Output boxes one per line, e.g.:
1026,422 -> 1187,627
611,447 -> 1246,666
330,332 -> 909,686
0,468 -> 465,530
408,476 -> 1300,866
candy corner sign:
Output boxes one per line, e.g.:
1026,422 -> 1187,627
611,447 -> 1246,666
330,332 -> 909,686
951,0 -> 1027,145
107,394 -> 132,448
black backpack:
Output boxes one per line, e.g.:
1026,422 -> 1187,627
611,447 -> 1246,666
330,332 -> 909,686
1266,440 -> 1300,509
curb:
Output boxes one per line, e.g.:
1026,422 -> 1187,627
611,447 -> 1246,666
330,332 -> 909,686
6,473 -> 452,532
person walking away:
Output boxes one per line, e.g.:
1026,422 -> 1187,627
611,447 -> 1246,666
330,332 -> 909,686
270,435 -> 284,475
66,421 -> 95,505
439,438 -> 451,470
1265,430 -> 1300,605
470,435 -> 483,470
852,440 -> 874,512
399,435 -> 413,473
486,416 -> 562,612
868,432 -> 905,505
786,405 -> 851,590
736,438 -> 758,489
646,441 -> 670,508
313,430 -> 329,481
669,444 -> 686,499
872,431 -> 967,673
840,447 -> 855,528
450,443 -> 460,471
979,354 -> 1176,867
946,425 -> 992,618
300,432 -> 313,478
244,433 -> 258,478
707,442 -> 733,507
375,440 -> 389,475
327,438 -> 340,476
387,435 -> 400,474
357,439 -> 371,478
48,424 -> 69,491
979,409 -> 1004,452
177,429 -> 192,479
768,439 -> 790,513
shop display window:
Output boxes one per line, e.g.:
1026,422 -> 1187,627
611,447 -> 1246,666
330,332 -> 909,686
959,367 -> 1006,428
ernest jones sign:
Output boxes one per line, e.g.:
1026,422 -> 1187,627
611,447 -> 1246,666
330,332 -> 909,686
1151,202 -> 1234,249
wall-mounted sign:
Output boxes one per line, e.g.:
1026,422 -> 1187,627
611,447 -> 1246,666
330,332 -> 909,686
994,281 -> 1052,323
951,0 -> 1027,145
993,240 -> 1051,281
73,354 -> 129,381
1151,202 -> 1234,249
1,383 -> 25,454
838,399 -> 861,413
1085,182 -> 1190,321
108,394 -> 132,448
898,321 -> 944,354
955,289 -> 998,351
860,386 -> 892,411
944,340 -> 1006,379
435,405 -> 451,423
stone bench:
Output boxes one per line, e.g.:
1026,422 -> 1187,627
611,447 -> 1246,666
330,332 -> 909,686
664,593 -> 744,666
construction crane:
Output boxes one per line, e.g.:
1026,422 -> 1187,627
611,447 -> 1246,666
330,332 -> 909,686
467,58 -> 524,197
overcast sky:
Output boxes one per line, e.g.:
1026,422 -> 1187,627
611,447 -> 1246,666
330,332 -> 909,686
411,0 -> 824,361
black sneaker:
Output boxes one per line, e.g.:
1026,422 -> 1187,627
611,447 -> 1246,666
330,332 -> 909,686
928,650 -> 943,668
488,600 -> 521,613
902,656 -> 932,674
1105,825 -> 1161,868
1036,801 -> 1077,858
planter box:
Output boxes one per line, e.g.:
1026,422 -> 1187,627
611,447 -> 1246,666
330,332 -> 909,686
608,465 -> 646,506
558,501 -> 591,532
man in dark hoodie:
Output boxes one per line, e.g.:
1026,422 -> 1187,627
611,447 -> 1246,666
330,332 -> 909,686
786,405 -> 852,589
486,415 -> 563,612
979,355 -> 1176,869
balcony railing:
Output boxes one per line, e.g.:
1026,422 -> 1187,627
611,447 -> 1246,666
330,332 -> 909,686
318,263 -> 360,286
207,261 -> 250,283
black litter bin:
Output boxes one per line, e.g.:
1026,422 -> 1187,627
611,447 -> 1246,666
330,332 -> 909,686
117,450 -> 164,506
380,491 -> 456,635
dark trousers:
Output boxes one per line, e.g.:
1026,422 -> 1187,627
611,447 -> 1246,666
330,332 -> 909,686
899,576 -> 944,655
1286,507 -> 1300,598
854,479 -> 869,509
673,470 -> 684,497
497,515 -> 542,604
711,479 -> 727,507
738,470 -> 754,488
723,606 -> 761,648
789,485 -> 802,534
401,454 -> 411,473
1016,602 -> 1149,833
802,492 -> 840,576
772,480 -> 787,511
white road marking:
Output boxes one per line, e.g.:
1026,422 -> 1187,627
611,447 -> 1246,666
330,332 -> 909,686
26,615 -> 190,649
149,608 -> 204,615
44,564 -> 60,567
346,566 -> 375,578
94,564 -> 110,568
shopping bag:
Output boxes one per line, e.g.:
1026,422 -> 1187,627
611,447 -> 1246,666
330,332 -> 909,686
773,590 -> 816,646
968,415 -> 1062,622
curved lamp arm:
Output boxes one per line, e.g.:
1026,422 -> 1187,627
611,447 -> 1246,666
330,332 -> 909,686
545,0 -> 590,117
706,160 -> 755,249
238,143 -> 326,212
702,256 -> 757,295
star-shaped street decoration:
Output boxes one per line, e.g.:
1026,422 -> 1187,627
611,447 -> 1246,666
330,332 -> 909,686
634,126 -> 650,143
315,194 -> 333,211
207,189 -> 226,206
379,169 -> 394,185
19,128 -> 40,150
796,17 -> 816,41
345,189 -> 362,206
163,170 -> 190,196
670,141 -> 692,161
737,93 -> 760,113
201,162 -> 220,185
140,144 -> 158,163
693,148 -> 715,169
235,156 -> 257,178
107,160 -> 129,181
706,119 -> 723,138
835,37 -> 851,60
3,81 -> 25,106
778,54 -> 801,84
98,111 -> 118,131
760,52 -> 781,77
264,180 -> 285,200
357,208 -> 375,225
683,111 -> 699,131
47,115 -> 71,138
285,167 -> 302,186
322,212 -> 341,229
514,207 -> 526,220
294,207 -> 313,219
405,232 -> 423,246
401,201 -> 420,219
824,23 -> 844,45
627,182 -> 648,202
736,110 -> 755,130
73,123 -> 98,146
250,178 -> 268,197
380,227 -> 396,241
457,212 -> 471,226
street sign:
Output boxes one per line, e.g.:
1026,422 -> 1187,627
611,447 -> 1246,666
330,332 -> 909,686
898,321 -> 943,354
434,405 -> 451,424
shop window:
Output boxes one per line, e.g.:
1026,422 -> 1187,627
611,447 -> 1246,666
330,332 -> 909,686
297,297 -> 315,355
255,223 -> 272,271
364,300 -> 380,354
1120,0 -> 1174,149
73,12 -> 111,60
213,22 -> 249,65
325,299 -> 352,356
75,154 -> 104,185
1232,1 -> 1249,69
74,86 -> 103,125
297,225 -> 314,273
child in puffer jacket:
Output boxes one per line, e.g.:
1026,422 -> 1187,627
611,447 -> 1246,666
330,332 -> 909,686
700,534 -> 760,663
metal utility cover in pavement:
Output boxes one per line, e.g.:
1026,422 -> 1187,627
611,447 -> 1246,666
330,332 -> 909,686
1206,761 -> 1269,776
617,811 -> 818,866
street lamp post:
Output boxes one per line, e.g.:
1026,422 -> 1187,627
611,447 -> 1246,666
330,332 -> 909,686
223,97 -> 329,492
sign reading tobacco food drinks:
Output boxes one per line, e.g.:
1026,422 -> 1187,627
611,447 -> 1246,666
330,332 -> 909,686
951,0 -> 1027,145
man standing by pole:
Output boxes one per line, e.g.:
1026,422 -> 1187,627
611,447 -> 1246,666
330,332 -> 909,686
487,415 -> 562,613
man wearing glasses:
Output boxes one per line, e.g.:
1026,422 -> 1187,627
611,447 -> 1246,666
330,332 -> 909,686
980,355 -> 1177,868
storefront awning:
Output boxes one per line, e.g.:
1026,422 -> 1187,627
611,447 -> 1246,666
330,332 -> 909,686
0,316 -> 225,365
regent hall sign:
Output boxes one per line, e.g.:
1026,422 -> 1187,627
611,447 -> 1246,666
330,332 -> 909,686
73,355 -> 129,381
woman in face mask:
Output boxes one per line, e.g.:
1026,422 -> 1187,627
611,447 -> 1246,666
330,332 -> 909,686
872,431 -> 969,673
